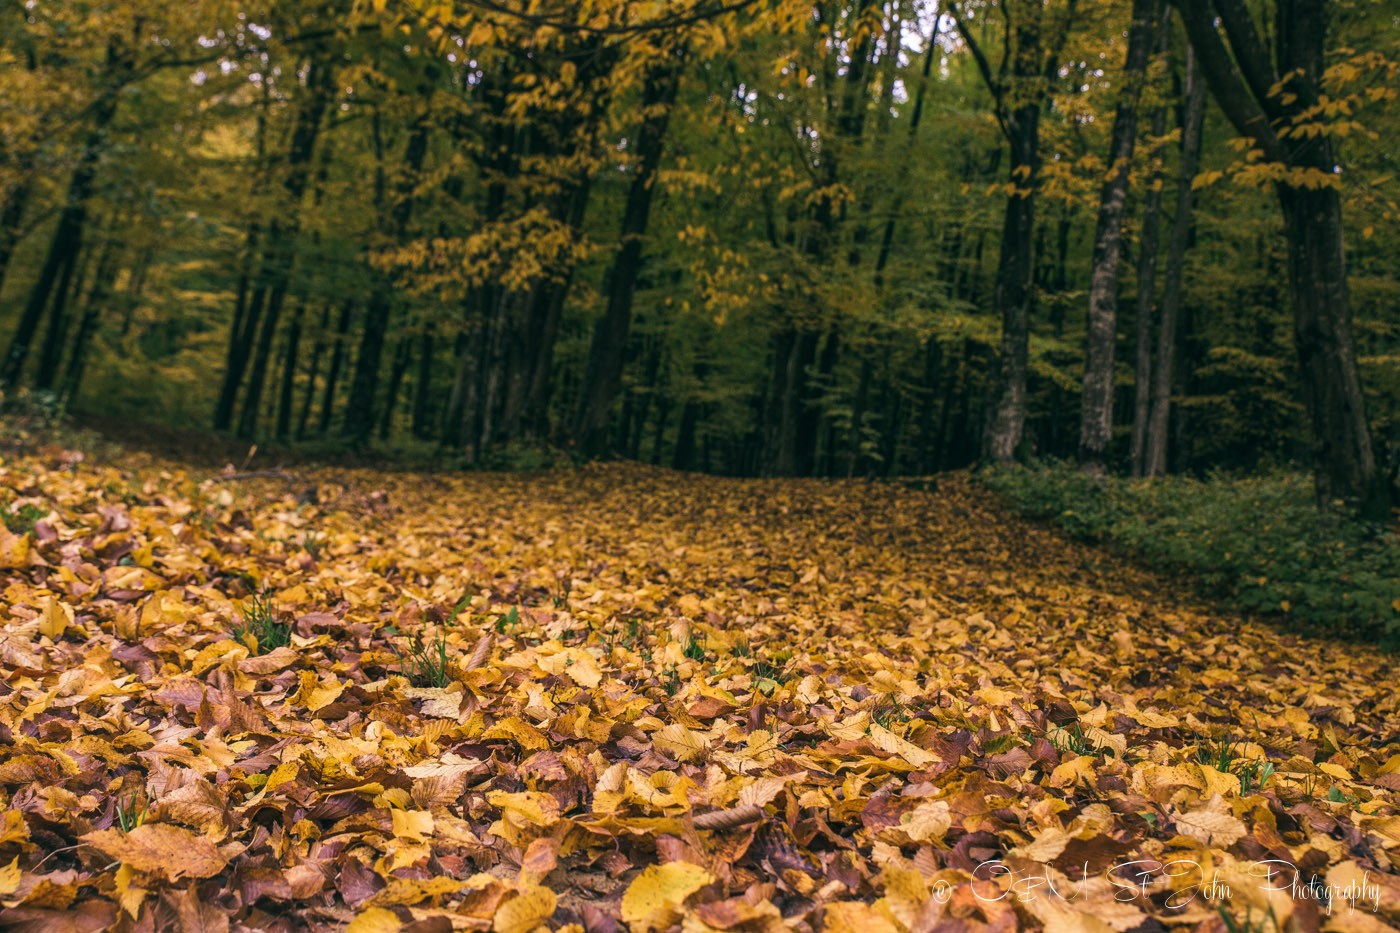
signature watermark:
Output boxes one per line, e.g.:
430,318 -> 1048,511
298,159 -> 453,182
916,859 -> 1381,916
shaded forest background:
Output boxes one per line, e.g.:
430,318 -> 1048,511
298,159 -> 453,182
1,0 -> 1398,492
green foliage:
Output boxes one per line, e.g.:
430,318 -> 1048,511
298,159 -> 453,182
115,797 -> 149,834
398,631 -> 453,688
232,594 -> 292,655
982,463 -> 1400,645
3,502 -> 47,535
1195,736 -> 1276,795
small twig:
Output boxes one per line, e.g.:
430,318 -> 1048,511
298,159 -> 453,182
466,631 -> 495,670
692,804 -> 765,831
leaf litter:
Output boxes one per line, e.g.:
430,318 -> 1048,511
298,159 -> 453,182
0,446 -> 1398,931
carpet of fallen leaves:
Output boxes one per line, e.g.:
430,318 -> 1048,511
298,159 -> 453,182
1,442 -> 1399,933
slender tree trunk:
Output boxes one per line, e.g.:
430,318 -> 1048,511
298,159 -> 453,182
1146,45 -> 1206,477
275,300 -> 305,438
296,305 -> 329,440
231,60 -> 331,437
0,179 -> 31,298
318,299 -> 354,435
213,78 -> 273,430
982,114 -> 1038,462
1078,0 -> 1161,471
378,338 -> 412,439
1129,133 -> 1167,474
411,329 -> 436,439
573,57 -> 682,455
58,244 -> 122,403
344,110 -> 431,443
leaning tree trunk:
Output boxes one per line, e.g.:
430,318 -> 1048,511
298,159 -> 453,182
1077,0 -> 1161,471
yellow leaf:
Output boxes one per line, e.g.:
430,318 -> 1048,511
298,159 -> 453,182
621,862 -> 713,933
39,597 -> 73,639
0,525 -> 29,569
493,884 -> 557,933
0,857 -> 20,897
290,671 -> 344,712
1172,797 -> 1247,847
653,724 -> 710,762
346,906 -> 403,933
80,824 -> 227,881
391,809 -> 435,842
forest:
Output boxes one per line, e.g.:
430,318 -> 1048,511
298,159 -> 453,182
2,1 -> 1400,931
1,0 -> 1396,499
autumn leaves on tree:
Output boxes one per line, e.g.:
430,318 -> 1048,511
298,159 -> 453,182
0,0 -> 1397,508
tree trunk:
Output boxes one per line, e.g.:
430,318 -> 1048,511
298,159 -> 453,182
58,243 -> 122,403
275,300 -> 305,438
981,114 -> 1038,463
231,60 -> 332,437
1077,0 -> 1161,471
1129,127 -> 1167,474
952,2 -> 1079,462
1145,44 -> 1206,477
344,111 -> 431,443
378,338 -> 412,439
318,299 -> 355,435
411,329 -> 436,439
1173,0 -> 1387,510
573,57 -> 682,455
296,305 -> 330,440
0,89 -> 118,389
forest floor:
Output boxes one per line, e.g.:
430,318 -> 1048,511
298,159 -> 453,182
1,435 -> 1398,932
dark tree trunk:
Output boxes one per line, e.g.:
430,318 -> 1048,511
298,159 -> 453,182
59,243 -> 122,403
573,57 -> 682,455
954,2 -> 1080,462
411,329 -> 436,439
1078,0 -> 1162,471
378,338 -> 412,440
318,299 -> 355,435
0,178 -> 31,298
1129,111 -> 1168,474
0,61 -> 121,390
1173,0 -> 1387,510
982,114 -> 1038,462
231,60 -> 332,437
214,77 -> 274,430
344,111 -> 431,443
1145,45 -> 1206,477
275,301 -> 305,438
296,305 -> 330,440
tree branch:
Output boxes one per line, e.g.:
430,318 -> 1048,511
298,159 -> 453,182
949,5 -> 1010,139
1212,0 -> 1285,121
1170,0 -> 1287,162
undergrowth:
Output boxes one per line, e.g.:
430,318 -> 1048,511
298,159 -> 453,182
981,463 -> 1399,647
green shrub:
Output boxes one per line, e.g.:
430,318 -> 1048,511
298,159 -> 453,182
981,463 -> 1400,646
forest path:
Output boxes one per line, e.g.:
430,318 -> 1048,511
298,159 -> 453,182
1,448 -> 1396,930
